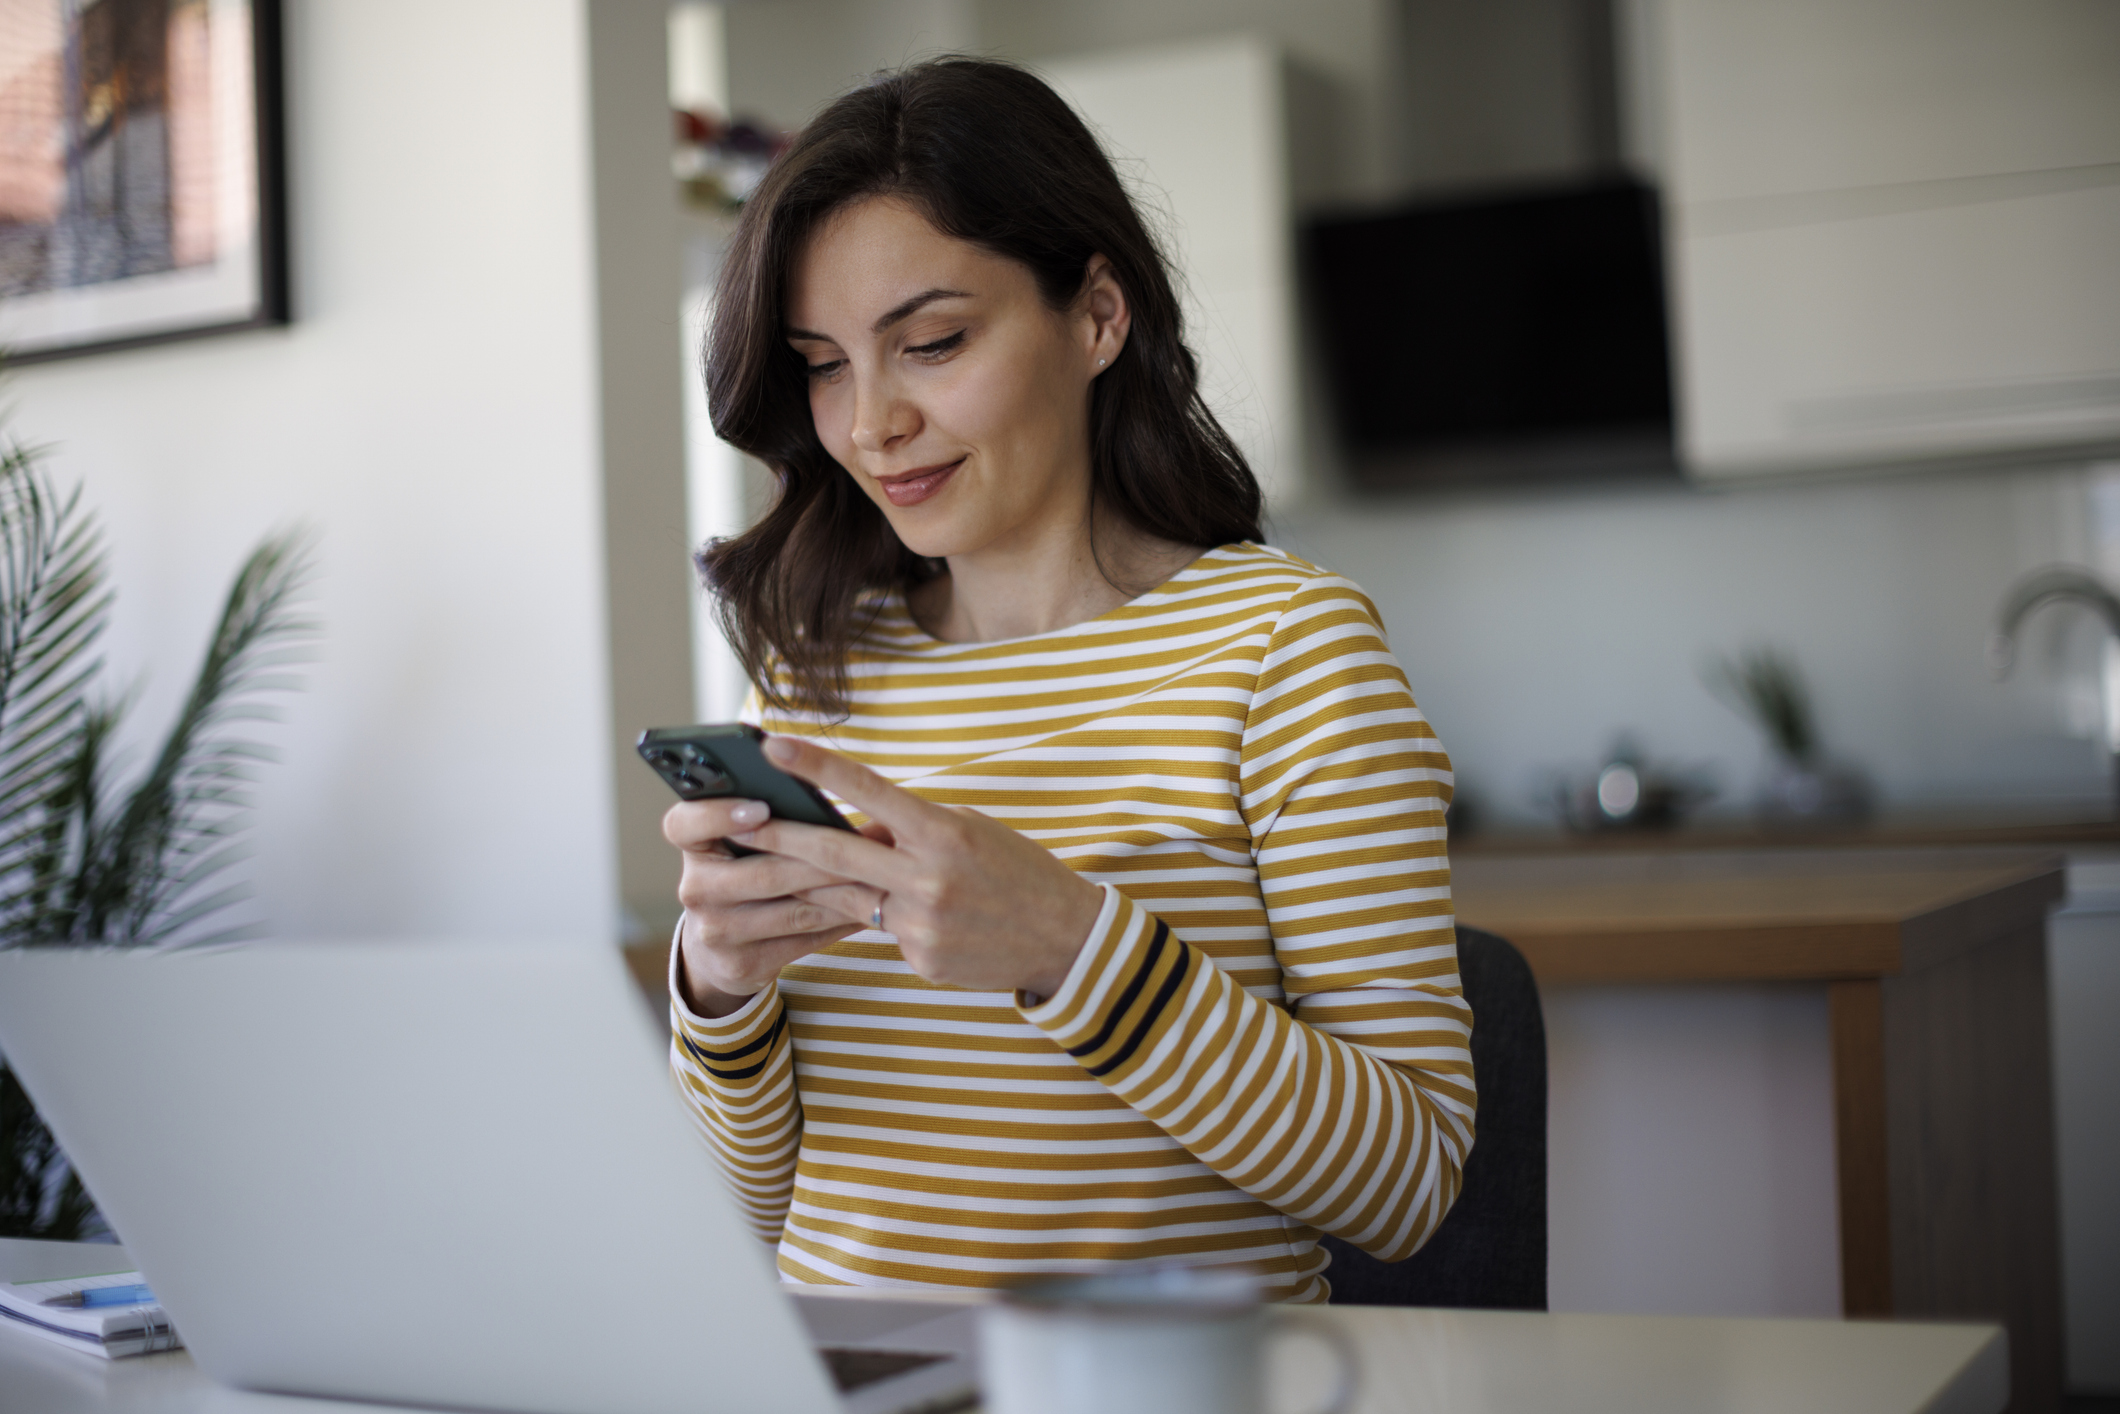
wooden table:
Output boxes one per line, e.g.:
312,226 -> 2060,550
1454,848 -> 2068,1414
1,1241 -> 2009,1414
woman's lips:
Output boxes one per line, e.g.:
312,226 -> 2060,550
879,459 -> 961,507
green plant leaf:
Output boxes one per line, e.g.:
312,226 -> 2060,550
99,529 -> 318,947
1703,646 -> 1817,762
1,415 -> 318,949
0,1060 -> 103,1241
0,435 -> 111,948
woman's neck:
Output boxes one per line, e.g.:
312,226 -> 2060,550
910,507 -> 1204,644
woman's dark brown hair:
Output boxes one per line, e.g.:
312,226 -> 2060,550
700,56 -> 1263,717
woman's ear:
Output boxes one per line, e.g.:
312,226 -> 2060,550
1081,254 -> 1131,376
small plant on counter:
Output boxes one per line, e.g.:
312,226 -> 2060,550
1704,646 -> 1870,824
1706,648 -> 1816,762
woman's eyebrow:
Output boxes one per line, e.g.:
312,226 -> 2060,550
785,288 -> 972,345
870,287 -> 971,334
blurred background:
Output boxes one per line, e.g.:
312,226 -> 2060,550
1,0 -> 2114,1402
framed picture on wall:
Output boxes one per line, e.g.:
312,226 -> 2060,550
0,0 -> 286,364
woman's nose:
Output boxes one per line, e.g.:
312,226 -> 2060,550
849,377 -> 920,455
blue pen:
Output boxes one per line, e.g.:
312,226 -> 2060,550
44,1283 -> 156,1308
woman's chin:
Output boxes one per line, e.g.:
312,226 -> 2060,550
886,514 -> 965,562
881,499 -> 985,562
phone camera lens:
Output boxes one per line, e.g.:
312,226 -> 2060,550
646,741 -> 730,796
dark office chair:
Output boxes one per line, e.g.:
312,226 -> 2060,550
1318,926 -> 1547,1310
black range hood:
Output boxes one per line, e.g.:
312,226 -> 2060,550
1303,177 -> 1676,489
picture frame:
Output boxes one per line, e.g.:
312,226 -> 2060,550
0,0 -> 287,364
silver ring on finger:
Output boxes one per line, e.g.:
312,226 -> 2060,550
871,893 -> 887,932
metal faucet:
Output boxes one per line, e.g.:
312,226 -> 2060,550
1991,564 -> 2120,810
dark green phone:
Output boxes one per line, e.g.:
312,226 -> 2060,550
636,723 -> 856,856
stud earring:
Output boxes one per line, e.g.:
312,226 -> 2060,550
1098,358 -> 1107,367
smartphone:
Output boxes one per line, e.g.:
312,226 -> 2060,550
636,723 -> 856,855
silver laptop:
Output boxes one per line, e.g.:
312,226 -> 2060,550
0,938 -> 980,1414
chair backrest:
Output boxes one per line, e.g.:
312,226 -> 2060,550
1317,926 -> 1548,1309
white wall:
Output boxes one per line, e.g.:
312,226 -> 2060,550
1279,462 -> 2114,824
5,0 -> 689,944
978,0 -> 1404,204
1396,0 -> 1619,191
725,0 -> 979,133
588,1 -> 705,943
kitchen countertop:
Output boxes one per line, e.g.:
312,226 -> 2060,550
1454,808 -> 2120,856
1452,846 -> 2066,983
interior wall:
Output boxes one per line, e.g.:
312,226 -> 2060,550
724,0 -> 979,132
588,0 -> 700,944
1396,0 -> 1620,192
977,0 -> 1402,204
5,0 -> 637,942
1279,464 -> 2113,824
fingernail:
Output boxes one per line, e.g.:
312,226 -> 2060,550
763,736 -> 796,764
730,830 -> 757,846
730,801 -> 768,827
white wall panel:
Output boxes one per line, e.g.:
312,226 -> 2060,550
1042,37 -> 1305,508
1542,983 -> 1842,1319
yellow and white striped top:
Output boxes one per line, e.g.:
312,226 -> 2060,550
667,542 -> 1473,1303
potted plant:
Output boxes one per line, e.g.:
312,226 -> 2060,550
0,410 -> 313,1239
1705,648 -> 1871,825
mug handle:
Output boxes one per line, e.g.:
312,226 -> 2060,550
1271,1313 -> 1362,1414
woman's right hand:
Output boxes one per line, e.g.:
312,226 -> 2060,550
662,798 -> 885,1018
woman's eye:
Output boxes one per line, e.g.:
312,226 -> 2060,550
908,331 -> 965,359
806,359 -> 846,382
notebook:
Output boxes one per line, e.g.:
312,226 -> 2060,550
0,1257 -> 181,1358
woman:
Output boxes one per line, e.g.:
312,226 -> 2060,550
665,58 -> 1471,1304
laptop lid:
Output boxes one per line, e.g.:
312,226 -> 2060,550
0,938 -> 847,1414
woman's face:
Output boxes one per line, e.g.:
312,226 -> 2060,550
786,196 -> 1127,562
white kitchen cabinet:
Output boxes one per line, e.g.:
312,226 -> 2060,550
1638,0 -> 2120,478
1039,37 -> 1305,509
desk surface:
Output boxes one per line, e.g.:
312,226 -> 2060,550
1454,846 -> 2066,983
1,1240 -> 2008,1414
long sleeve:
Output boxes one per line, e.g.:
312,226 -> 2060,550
668,937 -> 804,1244
665,546 -> 1472,1295
1019,578 -> 1473,1260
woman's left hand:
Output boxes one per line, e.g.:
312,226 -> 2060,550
729,735 -> 1104,999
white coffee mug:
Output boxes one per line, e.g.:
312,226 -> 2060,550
979,1268 -> 1359,1414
